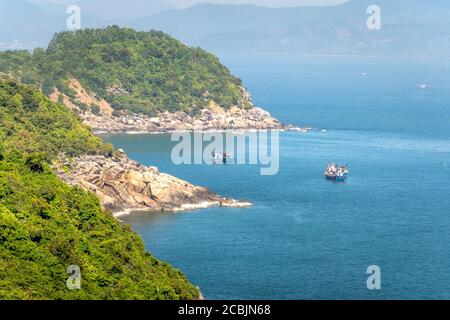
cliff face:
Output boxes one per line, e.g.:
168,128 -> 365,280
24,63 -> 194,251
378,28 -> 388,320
53,154 -> 251,215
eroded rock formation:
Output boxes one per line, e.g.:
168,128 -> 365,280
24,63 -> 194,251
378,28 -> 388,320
53,154 -> 251,216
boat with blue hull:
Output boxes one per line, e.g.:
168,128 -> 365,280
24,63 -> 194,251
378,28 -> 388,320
324,163 -> 349,181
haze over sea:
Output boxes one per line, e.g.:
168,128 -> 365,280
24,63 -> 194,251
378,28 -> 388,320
102,55 -> 450,299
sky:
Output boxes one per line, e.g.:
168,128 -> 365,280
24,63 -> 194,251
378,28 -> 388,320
164,0 -> 348,7
30,0 -> 349,9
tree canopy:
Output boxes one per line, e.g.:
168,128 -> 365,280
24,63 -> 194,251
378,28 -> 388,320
0,80 -> 199,299
0,26 -> 250,116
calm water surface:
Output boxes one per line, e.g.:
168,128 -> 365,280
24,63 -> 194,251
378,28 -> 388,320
102,56 -> 450,299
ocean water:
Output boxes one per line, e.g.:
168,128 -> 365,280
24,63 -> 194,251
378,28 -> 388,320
102,55 -> 450,299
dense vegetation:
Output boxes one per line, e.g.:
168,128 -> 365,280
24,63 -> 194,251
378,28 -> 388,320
0,26 -> 249,116
0,80 -> 199,299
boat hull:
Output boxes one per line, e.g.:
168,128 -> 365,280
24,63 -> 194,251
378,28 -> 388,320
325,174 -> 347,181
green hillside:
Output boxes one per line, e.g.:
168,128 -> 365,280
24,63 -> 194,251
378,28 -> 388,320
0,26 -> 250,116
0,80 -> 199,299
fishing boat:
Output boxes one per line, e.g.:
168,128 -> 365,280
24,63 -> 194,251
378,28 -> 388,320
211,152 -> 233,164
324,163 -> 349,181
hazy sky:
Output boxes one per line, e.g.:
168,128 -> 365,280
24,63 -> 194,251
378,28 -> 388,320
31,0 -> 349,8
165,0 -> 348,8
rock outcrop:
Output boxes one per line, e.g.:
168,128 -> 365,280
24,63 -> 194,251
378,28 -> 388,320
48,79 -> 301,216
50,79 -> 306,134
85,106 -> 294,134
53,154 -> 251,216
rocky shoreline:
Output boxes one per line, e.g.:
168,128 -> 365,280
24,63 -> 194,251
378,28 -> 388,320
53,154 -> 251,216
86,106 -> 305,134
49,79 -> 305,216
50,79 -> 308,134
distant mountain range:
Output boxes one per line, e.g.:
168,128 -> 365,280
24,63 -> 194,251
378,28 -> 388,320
2,0 -> 450,56
32,0 -> 174,21
0,0 -> 105,49
132,0 -> 450,56
0,0 -> 173,49
0,0 -> 57,48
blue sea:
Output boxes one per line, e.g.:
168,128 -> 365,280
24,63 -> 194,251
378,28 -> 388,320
102,55 -> 450,299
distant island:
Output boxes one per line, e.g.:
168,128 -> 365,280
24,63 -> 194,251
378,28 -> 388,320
0,26 -> 297,134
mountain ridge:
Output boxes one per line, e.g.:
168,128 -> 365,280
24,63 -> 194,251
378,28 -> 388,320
2,1 -> 449,56
131,1 -> 450,56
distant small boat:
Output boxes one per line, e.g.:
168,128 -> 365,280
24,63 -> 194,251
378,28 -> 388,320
417,84 -> 428,89
324,163 -> 349,182
360,72 -> 367,77
223,152 -> 233,159
212,152 -> 222,161
211,152 -> 233,164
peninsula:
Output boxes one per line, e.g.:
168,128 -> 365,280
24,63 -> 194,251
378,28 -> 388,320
0,26 -> 302,134
0,26 -> 295,300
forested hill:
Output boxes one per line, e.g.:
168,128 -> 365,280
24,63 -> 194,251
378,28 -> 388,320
0,26 -> 251,116
0,80 -> 199,299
